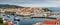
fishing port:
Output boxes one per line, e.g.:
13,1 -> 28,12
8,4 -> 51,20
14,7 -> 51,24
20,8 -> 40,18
0,8 -> 60,25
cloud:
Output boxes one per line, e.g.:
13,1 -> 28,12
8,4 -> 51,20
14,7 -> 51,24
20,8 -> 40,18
0,0 -> 60,7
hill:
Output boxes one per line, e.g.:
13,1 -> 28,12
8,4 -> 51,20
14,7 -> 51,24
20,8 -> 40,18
0,4 -> 24,8
48,7 -> 60,12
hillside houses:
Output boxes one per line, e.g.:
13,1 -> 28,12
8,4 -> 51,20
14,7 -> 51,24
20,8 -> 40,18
0,8 -> 51,17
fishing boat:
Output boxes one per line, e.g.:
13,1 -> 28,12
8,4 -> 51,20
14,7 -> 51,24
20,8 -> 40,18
7,15 -> 10,18
14,17 -> 20,21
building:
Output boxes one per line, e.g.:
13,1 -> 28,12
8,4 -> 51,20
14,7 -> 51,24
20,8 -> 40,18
44,20 -> 56,25
8,22 -> 14,25
1,8 -> 51,17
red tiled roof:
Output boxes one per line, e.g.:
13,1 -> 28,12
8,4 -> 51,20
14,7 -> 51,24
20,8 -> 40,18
39,23 -> 43,25
57,18 -> 60,22
8,22 -> 14,25
44,20 -> 56,25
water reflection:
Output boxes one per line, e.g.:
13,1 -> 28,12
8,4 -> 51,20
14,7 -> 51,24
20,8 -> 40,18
0,13 -> 58,25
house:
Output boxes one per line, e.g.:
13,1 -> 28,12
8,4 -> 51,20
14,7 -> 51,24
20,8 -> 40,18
8,22 -> 14,25
44,20 -> 56,25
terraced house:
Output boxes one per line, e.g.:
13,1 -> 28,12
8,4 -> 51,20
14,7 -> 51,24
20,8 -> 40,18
0,8 -> 51,17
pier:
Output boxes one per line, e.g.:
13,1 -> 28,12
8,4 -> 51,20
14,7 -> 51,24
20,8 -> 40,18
31,17 -> 56,19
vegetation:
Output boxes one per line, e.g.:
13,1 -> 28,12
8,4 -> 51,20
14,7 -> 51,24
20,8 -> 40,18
0,18 -> 3,24
42,8 -> 52,12
0,4 -> 24,8
0,18 -> 7,25
5,11 -> 16,15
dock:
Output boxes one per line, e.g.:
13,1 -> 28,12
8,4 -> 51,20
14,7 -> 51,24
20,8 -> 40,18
31,17 -> 56,19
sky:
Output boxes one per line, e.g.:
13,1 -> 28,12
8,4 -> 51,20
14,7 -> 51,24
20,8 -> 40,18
0,0 -> 60,7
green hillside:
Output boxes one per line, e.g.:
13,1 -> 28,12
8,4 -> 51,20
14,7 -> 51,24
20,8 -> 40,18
0,4 -> 24,8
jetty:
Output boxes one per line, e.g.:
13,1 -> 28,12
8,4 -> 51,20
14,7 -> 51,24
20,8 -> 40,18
31,17 -> 56,19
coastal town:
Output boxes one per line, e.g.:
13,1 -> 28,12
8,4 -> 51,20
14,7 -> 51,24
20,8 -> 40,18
0,7 -> 60,25
0,0 -> 60,25
0,8 -> 60,17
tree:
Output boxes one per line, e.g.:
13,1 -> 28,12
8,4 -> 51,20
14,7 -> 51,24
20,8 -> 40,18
42,8 -> 52,12
0,18 -> 3,24
0,18 -> 8,25
5,11 -> 16,15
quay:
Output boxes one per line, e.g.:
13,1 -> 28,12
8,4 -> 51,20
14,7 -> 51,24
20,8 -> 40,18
31,17 -> 56,19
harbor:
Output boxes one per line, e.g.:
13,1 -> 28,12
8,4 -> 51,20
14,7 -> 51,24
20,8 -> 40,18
0,12 -> 60,25
0,8 -> 60,25
0,0 -> 60,25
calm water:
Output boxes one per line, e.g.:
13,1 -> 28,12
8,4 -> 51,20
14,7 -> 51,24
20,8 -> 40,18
0,13 -> 58,25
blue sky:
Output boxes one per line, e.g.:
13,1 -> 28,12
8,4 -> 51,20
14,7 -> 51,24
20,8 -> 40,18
0,0 -> 60,7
